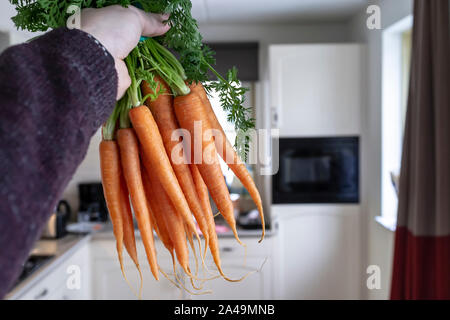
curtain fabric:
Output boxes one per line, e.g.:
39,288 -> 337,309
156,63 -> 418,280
390,0 -> 450,300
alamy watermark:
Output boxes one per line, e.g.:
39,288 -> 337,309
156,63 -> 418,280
67,5 -> 81,29
366,265 -> 381,290
366,5 -> 381,30
66,264 -> 81,290
169,123 -> 279,176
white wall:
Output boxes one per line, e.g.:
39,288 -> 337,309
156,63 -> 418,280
61,130 -> 103,214
0,3 -> 21,32
0,32 -> 9,53
347,0 -> 413,300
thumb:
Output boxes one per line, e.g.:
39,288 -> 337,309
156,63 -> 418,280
142,12 -> 171,37
132,8 -> 170,37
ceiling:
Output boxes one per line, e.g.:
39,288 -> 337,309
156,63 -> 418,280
191,0 -> 368,24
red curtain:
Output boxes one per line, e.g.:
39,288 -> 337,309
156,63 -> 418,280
392,229 -> 450,299
390,0 -> 450,300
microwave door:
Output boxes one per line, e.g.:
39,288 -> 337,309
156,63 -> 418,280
273,137 -> 359,204
338,149 -> 358,191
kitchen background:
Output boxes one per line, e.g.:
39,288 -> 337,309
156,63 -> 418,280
1,0 -> 417,300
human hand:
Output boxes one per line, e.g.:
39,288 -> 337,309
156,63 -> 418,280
80,5 -> 170,100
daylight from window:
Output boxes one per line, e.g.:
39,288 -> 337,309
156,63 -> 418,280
380,15 -> 413,230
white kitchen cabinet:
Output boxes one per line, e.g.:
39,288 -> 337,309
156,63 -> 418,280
90,238 -> 182,300
272,204 -> 361,299
18,241 -> 91,300
90,236 -> 273,300
269,44 -> 362,137
189,237 -> 273,300
267,43 -> 363,299
15,234 -> 273,300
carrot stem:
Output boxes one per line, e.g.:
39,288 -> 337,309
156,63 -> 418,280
141,38 -> 190,96
102,104 -> 121,141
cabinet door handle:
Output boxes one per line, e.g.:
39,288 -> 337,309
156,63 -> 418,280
221,246 -> 234,253
34,288 -> 48,300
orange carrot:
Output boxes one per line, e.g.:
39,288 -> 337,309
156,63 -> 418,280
99,140 -> 125,274
129,106 -> 198,239
173,93 -> 243,246
190,164 -> 219,260
117,128 -> 159,281
118,175 -> 140,268
191,164 -> 247,282
118,174 -> 144,299
191,165 -> 223,274
142,78 -> 210,251
143,160 -> 190,275
190,83 -> 265,242
142,169 -> 184,289
141,165 -> 174,254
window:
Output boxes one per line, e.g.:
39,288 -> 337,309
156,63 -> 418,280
378,15 -> 413,231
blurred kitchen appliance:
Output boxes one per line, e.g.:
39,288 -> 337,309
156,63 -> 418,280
41,200 -> 71,239
78,182 -> 108,222
13,254 -> 54,289
237,209 -> 262,229
273,137 -> 359,204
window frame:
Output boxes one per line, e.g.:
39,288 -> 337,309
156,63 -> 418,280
378,15 -> 413,231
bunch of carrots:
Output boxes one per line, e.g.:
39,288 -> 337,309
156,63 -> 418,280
99,38 -> 265,296
9,0 -> 263,296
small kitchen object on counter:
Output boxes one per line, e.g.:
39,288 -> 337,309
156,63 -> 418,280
62,182 -> 108,235
40,200 -> 71,239
230,193 -> 266,230
66,221 -> 104,234
238,209 -> 263,230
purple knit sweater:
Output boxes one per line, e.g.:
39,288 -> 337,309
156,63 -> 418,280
0,28 -> 117,298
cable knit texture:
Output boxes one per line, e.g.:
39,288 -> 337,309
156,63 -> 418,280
0,28 -> 117,298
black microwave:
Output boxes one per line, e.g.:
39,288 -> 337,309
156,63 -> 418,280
272,137 -> 359,204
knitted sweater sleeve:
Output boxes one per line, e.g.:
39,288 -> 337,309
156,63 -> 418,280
0,27 -> 117,298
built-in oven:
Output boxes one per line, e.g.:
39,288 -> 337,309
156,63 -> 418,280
272,137 -> 359,204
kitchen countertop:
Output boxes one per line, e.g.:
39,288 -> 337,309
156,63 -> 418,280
6,222 -> 273,299
92,222 -> 273,240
